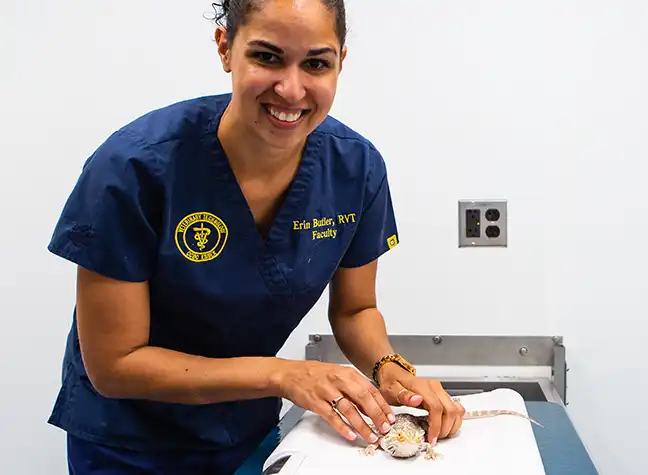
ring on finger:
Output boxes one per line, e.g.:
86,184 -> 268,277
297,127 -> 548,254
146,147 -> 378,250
396,388 -> 407,402
330,395 -> 345,409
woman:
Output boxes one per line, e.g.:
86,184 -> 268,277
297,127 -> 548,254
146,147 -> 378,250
47,0 -> 465,473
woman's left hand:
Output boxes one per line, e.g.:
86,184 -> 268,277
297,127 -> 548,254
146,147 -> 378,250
377,364 -> 465,445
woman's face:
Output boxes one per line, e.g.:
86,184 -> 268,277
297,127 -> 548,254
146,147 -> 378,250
216,0 -> 346,152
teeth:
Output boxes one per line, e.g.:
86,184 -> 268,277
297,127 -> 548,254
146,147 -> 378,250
269,107 -> 302,123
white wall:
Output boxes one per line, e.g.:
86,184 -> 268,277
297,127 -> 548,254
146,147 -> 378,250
2,0 -> 646,473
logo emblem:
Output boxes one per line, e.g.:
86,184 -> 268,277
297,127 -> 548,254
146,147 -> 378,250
387,234 -> 398,249
175,212 -> 228,262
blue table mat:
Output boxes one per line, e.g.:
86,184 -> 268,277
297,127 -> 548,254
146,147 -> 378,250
235,401 -> 598,474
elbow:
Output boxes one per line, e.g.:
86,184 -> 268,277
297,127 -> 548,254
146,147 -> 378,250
80,345 -> 148,399
84,356 -> 138,399
328,305 -> 375,325
86,369 -> 127,399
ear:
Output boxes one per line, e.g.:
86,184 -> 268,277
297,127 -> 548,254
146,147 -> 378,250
215,26 -> 232,73
339,45 -> 348,72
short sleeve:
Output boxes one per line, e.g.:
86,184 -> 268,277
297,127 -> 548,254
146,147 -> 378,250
339,147 -> 399,268
47,130 -> 162,282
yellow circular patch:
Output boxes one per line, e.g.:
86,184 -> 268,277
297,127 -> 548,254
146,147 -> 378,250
174,212 -> 228,262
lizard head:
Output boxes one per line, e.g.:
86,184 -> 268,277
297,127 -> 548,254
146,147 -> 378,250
378,414 -> 427,458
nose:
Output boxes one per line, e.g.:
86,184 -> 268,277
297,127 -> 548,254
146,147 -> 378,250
274,66 -> 306,104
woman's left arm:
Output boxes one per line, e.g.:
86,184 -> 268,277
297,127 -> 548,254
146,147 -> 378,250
328,259 -> 466,445
328,260 -> 395,378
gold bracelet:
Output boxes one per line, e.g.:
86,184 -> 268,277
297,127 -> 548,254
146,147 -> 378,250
372,353 -> 416,385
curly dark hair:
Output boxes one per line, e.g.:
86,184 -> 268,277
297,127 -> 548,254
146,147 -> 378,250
210,0 -> 347,47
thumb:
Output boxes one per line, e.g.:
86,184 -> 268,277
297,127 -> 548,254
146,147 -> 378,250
388,381 -> 423,407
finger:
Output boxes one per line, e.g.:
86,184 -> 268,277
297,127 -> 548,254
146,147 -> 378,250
427,396 -> 443,445
315,400 -> 359,442
334,395 -> 380,444
448,400 -> 465,437
424,397 -> 444,445
436,391 -> 459,439
366,381 -> 397,425
388,380 -> 423,407
408,384 -> 442,444
348,380 -> 394,433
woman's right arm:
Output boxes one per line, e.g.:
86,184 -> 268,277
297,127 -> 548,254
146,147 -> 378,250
75,265 -> 288,405
77,265 -> 395,442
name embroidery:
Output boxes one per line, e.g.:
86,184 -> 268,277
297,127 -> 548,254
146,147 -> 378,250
175,212 -> 228,262
293,213 -> 357,240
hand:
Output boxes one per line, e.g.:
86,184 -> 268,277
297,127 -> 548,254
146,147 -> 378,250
276,360 -> 397,443
376,364 -> 466,445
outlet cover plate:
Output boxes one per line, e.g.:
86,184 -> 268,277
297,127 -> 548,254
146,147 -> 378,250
458,199 -> 507,247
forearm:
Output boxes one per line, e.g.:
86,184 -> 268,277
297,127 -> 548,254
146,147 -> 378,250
329,307 -> 395,379
90,346 -> 290,405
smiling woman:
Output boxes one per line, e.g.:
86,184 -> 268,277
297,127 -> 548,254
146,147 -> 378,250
214,0 -> 347,152
46,0 -> 463,474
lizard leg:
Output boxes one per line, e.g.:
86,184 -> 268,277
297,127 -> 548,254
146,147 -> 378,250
423,442 -> 443,461
360,444 -> 378,456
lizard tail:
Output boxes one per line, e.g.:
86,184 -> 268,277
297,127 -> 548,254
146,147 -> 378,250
464,410 -> 544,428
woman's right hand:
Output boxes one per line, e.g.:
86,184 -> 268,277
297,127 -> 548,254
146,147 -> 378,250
275,360 -> 397,443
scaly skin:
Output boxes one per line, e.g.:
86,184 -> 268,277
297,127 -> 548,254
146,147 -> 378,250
360,408 -> 543,460
360,413 -> 442,460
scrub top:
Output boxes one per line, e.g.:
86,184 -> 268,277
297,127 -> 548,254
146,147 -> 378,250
47,93 -> 400,454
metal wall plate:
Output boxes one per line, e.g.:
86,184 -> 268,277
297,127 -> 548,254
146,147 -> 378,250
458,199 -> 508,247
305,334 -> 566,404
306,334 -> 558,366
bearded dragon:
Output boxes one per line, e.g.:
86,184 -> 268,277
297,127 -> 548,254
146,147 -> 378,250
360,409 -> 543,460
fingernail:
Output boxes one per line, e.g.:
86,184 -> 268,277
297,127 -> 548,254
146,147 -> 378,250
432,437 -> 438,446
388,413 -> 396,423
381,422 -> 391,433
347,431 -> 357,440
369,433 -> 379,443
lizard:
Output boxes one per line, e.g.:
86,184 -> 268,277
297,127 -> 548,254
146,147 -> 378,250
360,408 -> 543,460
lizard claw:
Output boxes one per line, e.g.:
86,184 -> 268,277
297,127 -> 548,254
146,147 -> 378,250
360,444 -> 378,457
423,443 -> 443,461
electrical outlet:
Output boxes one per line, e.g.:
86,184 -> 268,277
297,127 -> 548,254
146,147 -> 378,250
465,209 -> 481,238
458,199 -> 507,247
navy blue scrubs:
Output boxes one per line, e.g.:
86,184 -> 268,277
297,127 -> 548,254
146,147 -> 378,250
48,93 -> 399,474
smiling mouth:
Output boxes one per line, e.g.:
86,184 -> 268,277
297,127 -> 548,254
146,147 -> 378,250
263,104 -> 310,124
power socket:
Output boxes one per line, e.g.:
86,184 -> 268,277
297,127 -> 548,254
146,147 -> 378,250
465,209 -> 481,238
458,199 -> 507,247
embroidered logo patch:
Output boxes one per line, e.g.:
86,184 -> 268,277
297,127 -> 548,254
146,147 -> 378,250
175,212 -> 228,262
387,234 -> 398,249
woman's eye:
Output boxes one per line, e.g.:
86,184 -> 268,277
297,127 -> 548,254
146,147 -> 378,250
252,51 -> 279,64
305,59 -> 329,70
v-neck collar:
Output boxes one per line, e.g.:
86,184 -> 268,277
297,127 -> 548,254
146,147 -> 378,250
204,97 -> 323,253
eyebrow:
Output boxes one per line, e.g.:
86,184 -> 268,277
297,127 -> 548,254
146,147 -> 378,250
247,40 -> 337,56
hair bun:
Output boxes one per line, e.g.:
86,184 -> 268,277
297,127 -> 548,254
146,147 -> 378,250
211,1 -> 229,24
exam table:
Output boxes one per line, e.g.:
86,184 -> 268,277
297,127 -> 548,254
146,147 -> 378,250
235,335 -> 599,474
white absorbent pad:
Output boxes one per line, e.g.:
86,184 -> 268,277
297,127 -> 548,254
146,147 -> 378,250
263,388 -> 546,474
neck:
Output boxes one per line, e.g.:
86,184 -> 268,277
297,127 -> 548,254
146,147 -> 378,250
217,102 -> 305,180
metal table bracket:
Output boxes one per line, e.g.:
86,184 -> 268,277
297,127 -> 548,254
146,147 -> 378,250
305,334 -> 567,405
